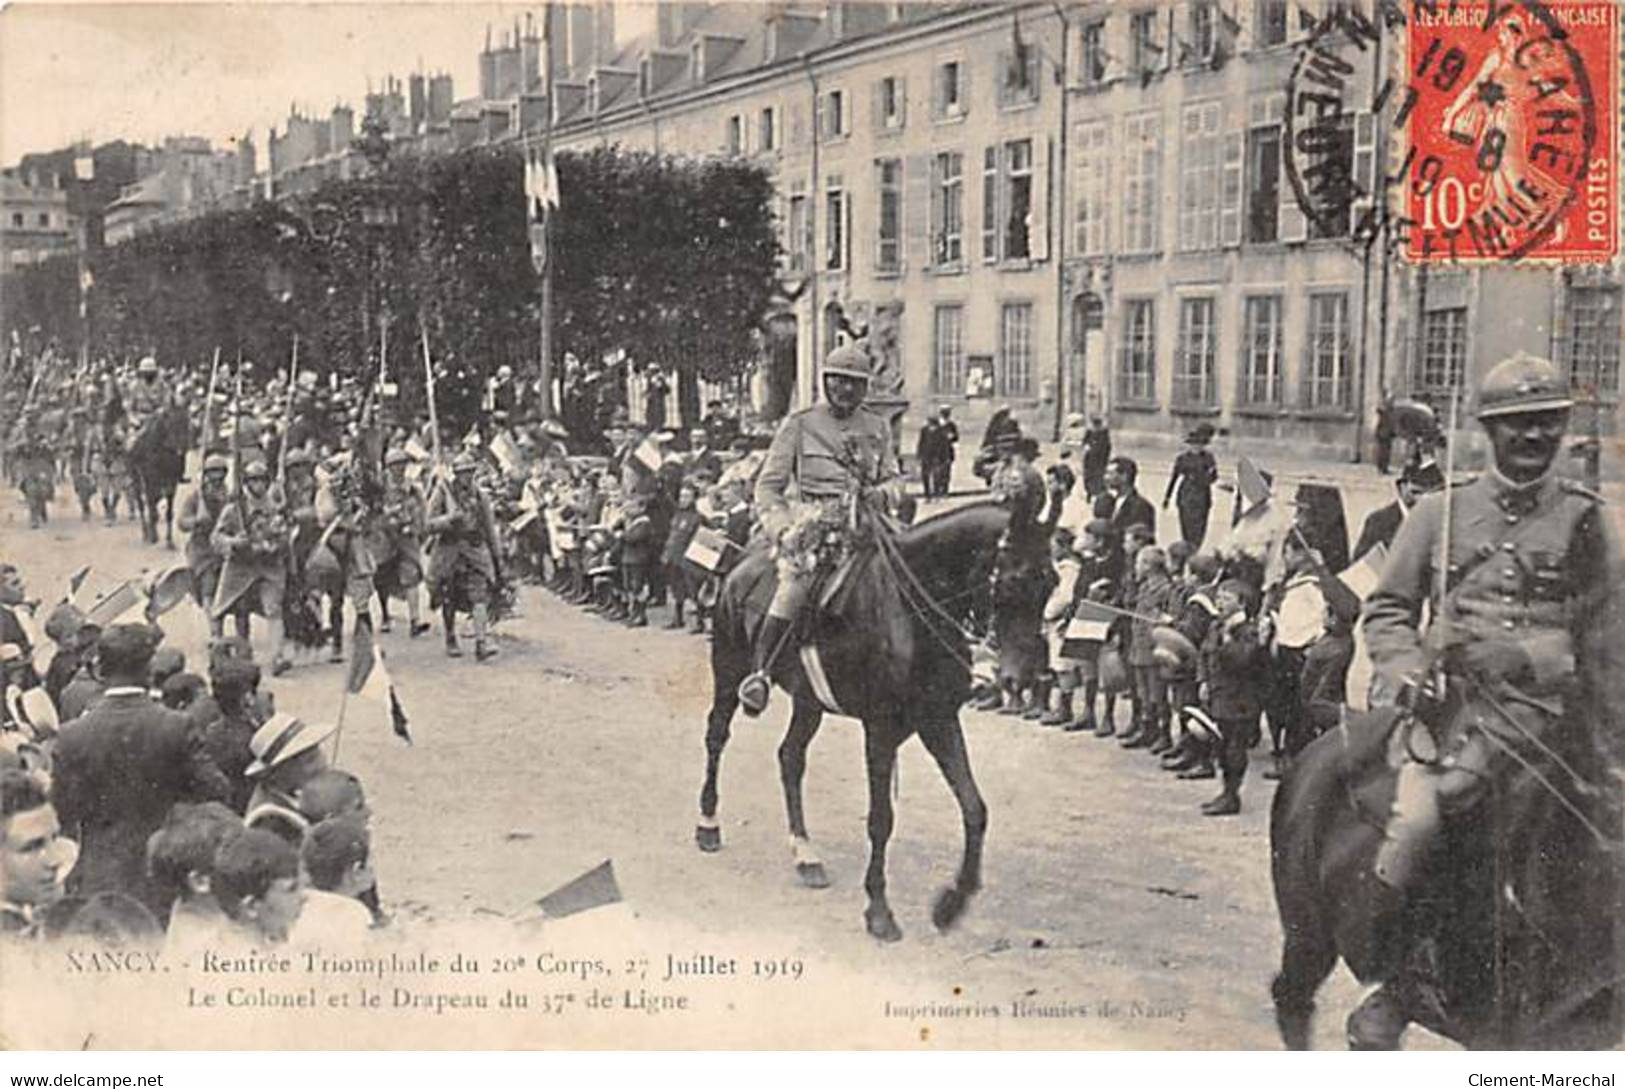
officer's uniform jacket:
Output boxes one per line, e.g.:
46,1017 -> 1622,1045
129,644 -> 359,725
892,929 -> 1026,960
1364,467 -> 1625,710
427,479 -> 500,584
753,403 -> 899,541
212,485 -> 292,590
178,482 -> 230,575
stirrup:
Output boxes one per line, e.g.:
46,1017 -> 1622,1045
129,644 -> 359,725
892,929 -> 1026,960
738,672 -> 771,717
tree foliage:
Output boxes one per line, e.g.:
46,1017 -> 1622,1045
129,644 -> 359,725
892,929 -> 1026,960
2,144 -> 780,433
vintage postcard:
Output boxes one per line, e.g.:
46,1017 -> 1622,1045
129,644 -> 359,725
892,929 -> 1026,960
0,0 -> 1621,1055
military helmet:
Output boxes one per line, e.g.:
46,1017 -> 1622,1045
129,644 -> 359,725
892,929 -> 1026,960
1476,352 -> 1573,419
243,459 -> 270,480
384,447 -> 412,468
137,356 -> 158,375
452,452 -> 479,474
821,344 -> 872,382
202,454 -> 230,474
285,448 -> 315,470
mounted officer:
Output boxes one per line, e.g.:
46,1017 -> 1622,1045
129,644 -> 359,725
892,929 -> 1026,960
738,344 -> 902,717
1360,352 -> 1625,1042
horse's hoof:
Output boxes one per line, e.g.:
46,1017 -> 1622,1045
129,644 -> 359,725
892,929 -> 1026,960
695,825 -> 722,853
865,907 -> 903,943
931,885 -> 973,932
796,862 -> 830,889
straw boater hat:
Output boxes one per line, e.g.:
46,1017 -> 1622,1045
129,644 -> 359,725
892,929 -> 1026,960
1178,705 -> 1223,745
244,713 -> 338,779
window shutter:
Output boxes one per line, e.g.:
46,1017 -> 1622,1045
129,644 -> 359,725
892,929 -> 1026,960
1030,136 -> 1051,262
845,185 -> 854,272
927,154 -> 942,269
1352,109 -> 1377,227
1220,130 -> 1244,246
814,97 -> 826,139
871,80 -> 883,131
982,145 -> 999,263
996,50 -> 1011,107
958,59 -> 970,118
896,75 -> 908,127
843,89 -> 853,136
1279,129 -> 1308,242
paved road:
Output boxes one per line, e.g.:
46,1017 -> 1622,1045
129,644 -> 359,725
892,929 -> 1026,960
3,454 -> 1471,1049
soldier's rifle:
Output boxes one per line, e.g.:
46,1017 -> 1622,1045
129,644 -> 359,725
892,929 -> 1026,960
276,336 -> 299,492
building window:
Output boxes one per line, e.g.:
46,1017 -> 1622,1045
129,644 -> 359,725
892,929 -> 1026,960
1123,111 -> 1162,254
1080,20 -> 1108,84
877,75 -> 905,130
1306,292 -> 1352,409
819,89 -> 847,138
1174,297 -> 1217,407
9,213 -> 21,228
760,107 -> 776,151
1004,139 -> 1034,260
934,59 -> 965,119
1246,97 -> 1283,243
1240,295 -> 1285,405
876,158 -> 902,273
825,177 -> 846,270
1000,302 -> 1035,397
1131,10 -> 1162,75
37,212 -> 50,228
1118,299 -> 1157,403
787,192 -> 808,273
932,305 -> 966,394
1565,286 -> 1622,396
726,115 -> 744,156
1072,120 -> 1110,256
1256,0 -> 1289,46
1179,101 -> 1223,251
931,151 -> 964,266
1189,1 -> 1217,61
999,41 -> 1040,107
1307,116 -> 1355,239
1417,308 -> 1468,394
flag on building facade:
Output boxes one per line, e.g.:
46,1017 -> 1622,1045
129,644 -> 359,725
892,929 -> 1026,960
347,622 -> 412,744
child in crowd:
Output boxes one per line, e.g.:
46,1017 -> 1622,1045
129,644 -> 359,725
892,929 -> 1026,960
661,485 -> 704,630
210,827 -> 306,946
1038,528 -> 1083,727
147,801 -> 244,954
1196,579 -> 1267,816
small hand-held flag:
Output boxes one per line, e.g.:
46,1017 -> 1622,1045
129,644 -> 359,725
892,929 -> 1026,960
346,621 -> 412,745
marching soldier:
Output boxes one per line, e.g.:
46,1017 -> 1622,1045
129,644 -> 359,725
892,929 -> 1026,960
1359,352 -> 1625,1045
178,454 -> 233,640
9,418 -> 55,529
312,452 -> 382,662
212,459 -> 294,675
373,448 -> 431,637
280,448 -> 328,658
66,404 -> 98,521
738,344 -> 902,717
427,453 -> 503,661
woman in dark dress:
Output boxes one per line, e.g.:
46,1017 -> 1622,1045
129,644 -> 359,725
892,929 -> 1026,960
1162,424 -> 1218,549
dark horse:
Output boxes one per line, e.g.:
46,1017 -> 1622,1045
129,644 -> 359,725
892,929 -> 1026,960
697,500 -> 1053,942
1269,698 -> 1625,1049
127,403 -> 190,548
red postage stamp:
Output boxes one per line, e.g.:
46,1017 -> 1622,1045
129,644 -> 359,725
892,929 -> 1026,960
1402,0 -> 1618,263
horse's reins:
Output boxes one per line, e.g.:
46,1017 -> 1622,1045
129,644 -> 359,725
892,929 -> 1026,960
871,526 -> 979,673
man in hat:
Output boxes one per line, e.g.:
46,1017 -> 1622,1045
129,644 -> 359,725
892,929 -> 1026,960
50,623 -> 230,917
212,458 -> 293,673
1163,424 -> 1219,549
738,344 -> 902,716
243,712 -> 338,842
1352,459 -> 1445,564
178,454 -> 233,640
0,768 -> 77,939
1358,352 -> 1625,1044
121,356 -> 167,426
427,453 -> 503,660
1079,415 -> 1112,501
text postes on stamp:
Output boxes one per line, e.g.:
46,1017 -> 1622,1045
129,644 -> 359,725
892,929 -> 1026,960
1402,0 -> 1618,263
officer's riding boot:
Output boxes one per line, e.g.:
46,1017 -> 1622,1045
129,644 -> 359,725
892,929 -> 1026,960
443,604 -> 461,657
269,622 -> 290,676
739,614 -> 792,717
1148,707 -> 1174,755
473,603 -> 497,660
328,601 -> 345,663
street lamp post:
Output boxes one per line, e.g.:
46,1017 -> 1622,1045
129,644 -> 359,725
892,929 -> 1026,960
354,114 -> 399,393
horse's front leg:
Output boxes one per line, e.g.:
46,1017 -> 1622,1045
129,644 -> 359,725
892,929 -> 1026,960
696,673 -> 739,853
862,721 -> 904,942
163,492 -> 176,550
779,698 -> 828,888
917,715 -> 987,932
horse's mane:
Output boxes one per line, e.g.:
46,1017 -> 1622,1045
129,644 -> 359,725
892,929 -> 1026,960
895,499 -> 1008,548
